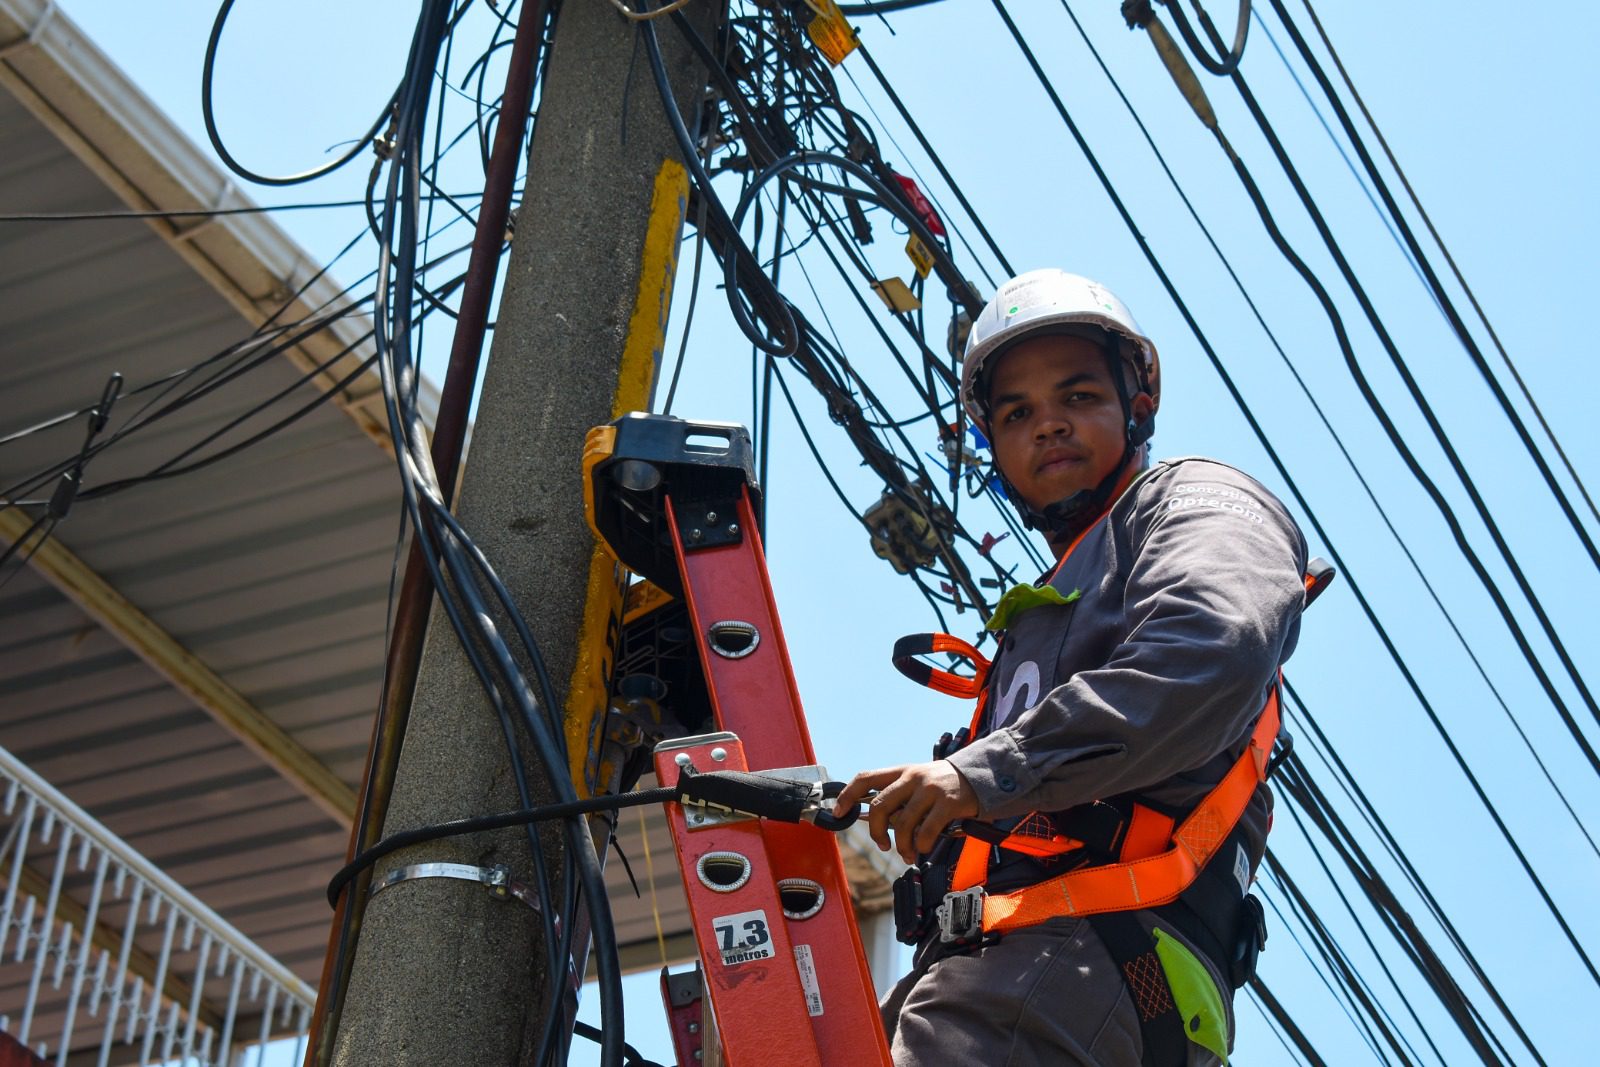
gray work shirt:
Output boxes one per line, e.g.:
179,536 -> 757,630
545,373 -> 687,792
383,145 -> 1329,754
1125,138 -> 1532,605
946,458 -> 1308,858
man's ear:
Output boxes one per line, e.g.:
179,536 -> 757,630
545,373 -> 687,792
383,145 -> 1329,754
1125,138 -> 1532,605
1130,391 -> 1155,423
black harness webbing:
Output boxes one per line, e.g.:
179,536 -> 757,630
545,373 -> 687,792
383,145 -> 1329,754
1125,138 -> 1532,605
1088,911 -> 1188,1067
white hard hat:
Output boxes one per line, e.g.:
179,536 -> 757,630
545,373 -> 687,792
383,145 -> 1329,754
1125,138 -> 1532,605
960,269 -> 1160,427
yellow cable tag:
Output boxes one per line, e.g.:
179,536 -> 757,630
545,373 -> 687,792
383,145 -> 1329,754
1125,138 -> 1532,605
871,277 -> 921,313
905,234 -> 935,279
805,0 -> 858,66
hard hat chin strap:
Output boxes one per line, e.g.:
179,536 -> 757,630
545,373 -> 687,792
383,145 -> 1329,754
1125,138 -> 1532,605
1004,437 -> 1138,538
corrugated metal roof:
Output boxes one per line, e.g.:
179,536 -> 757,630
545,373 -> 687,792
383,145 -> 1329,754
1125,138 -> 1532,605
0,3 -> 897,1055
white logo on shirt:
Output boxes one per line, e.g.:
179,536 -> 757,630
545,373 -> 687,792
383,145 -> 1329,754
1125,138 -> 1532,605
994,660 -> 1041,727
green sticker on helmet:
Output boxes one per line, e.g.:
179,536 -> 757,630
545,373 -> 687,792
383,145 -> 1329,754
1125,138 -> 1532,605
1007,305 -> 1019,315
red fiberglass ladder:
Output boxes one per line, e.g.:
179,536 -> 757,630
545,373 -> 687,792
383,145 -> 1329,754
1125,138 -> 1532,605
584,413 -> 893,1067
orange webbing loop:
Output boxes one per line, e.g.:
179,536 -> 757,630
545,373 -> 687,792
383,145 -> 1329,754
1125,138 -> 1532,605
979,686 -> 1280,933
949,814 -> 1086,892
892,633 -> 992,699
949,837 -> 989,893
1119,803 -> 1176,863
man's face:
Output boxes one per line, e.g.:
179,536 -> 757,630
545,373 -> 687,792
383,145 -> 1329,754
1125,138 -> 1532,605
985,333 -> 1150,513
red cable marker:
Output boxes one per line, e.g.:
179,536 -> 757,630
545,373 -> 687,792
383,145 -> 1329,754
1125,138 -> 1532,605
892,172 -> 946,237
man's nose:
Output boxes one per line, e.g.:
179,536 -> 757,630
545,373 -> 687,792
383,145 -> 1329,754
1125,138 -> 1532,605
1033,410 -> 1073,440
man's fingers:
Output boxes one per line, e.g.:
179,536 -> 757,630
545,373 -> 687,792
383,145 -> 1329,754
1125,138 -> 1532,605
833,767 -> 901,817
863,771 -> 914,851
894,788 -> 939,864
913,797 -> 959,856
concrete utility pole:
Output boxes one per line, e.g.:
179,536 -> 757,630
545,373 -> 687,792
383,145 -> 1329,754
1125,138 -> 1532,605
330,2 -> 720,1062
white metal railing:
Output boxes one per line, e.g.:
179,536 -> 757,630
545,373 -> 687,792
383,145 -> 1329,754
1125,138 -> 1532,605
0,743 -> 315,1066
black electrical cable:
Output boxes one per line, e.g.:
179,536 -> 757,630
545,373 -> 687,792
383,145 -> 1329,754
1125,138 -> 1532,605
1258,875 -> 1398,1065
1209,120 -> 1600,779
1255,882 -> 1383,1061
0,194 -> 483,223
0,223 -> 481,512
639,15 -> 800,357
0,297 -> 376,507
991,0 -> 1600,990
1266,0 -> 1600,553
1267,855 -> 1413,1065
327,785 -> 678,906
5,225 -> 474,508
757,181 -> 790,522
837,0 -> 946,13
1249,14 -> 1427,292
0,512 -> 51,595
853,41 -> 1015,277
1052,0 -> 1600,849
1245,984 -> 1313,1067
1285,685 -> 1548,1063
1295,0 -> 1599,532
1276,757 -> 1521,1065
571,1021 -> 667,1067
360,6 -> 627,1063
1250,975 -> 1331,1067
1182,10 -> 1600,741
1159,0 -> 1250,75
201,0 -> 400,185
1275,773 -> 1481,1065
660,194 -> 708,415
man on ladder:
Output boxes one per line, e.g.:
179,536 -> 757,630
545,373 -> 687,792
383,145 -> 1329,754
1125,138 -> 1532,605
834,269 -> 1320,1065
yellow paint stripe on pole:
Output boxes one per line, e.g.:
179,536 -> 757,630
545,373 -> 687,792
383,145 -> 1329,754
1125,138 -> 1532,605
564,157 -> 690,796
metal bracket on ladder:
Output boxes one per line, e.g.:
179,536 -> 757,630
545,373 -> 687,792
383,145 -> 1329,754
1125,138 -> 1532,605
586,413 -> 893,1067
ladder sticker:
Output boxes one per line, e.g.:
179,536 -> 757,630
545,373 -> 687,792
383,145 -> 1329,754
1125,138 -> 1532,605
793,945 -> 824,1016
711,910 -> 775,967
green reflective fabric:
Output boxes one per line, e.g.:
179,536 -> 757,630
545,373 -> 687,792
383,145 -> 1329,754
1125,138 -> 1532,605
1153,927 -> 1230,1063
985,584 -> 1081,633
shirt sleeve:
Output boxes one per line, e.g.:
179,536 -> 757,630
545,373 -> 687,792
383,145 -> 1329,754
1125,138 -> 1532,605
946,463 -> 1309,821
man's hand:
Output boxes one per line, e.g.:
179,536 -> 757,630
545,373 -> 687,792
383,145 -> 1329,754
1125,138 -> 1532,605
832,761 -> 978,864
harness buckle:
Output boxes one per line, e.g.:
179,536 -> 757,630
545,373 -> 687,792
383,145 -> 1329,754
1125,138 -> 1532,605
936,885 -> 986,944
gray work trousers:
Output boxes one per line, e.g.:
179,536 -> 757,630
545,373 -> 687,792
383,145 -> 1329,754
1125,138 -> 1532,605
880,914 -> 1231,1066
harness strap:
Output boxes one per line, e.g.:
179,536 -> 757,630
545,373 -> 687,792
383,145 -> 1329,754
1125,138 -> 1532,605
1120,803 -> 1177,863
980,686 -> 1279,934
950,836 -> 988,893
891,633 -> 990,699
1090,911 -> 1188,1067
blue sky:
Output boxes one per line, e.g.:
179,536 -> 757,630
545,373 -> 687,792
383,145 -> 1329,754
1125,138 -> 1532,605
66,1 -> 1600,1062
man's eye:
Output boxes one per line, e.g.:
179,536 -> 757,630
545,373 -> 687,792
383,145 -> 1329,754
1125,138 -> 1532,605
1003,406 -> 1027,423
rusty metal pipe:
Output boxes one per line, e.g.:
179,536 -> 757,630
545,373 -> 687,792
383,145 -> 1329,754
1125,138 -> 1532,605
303,4 -> 552,1063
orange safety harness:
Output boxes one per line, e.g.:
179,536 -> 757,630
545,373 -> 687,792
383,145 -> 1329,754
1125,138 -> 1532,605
892,562 -> 1332,944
